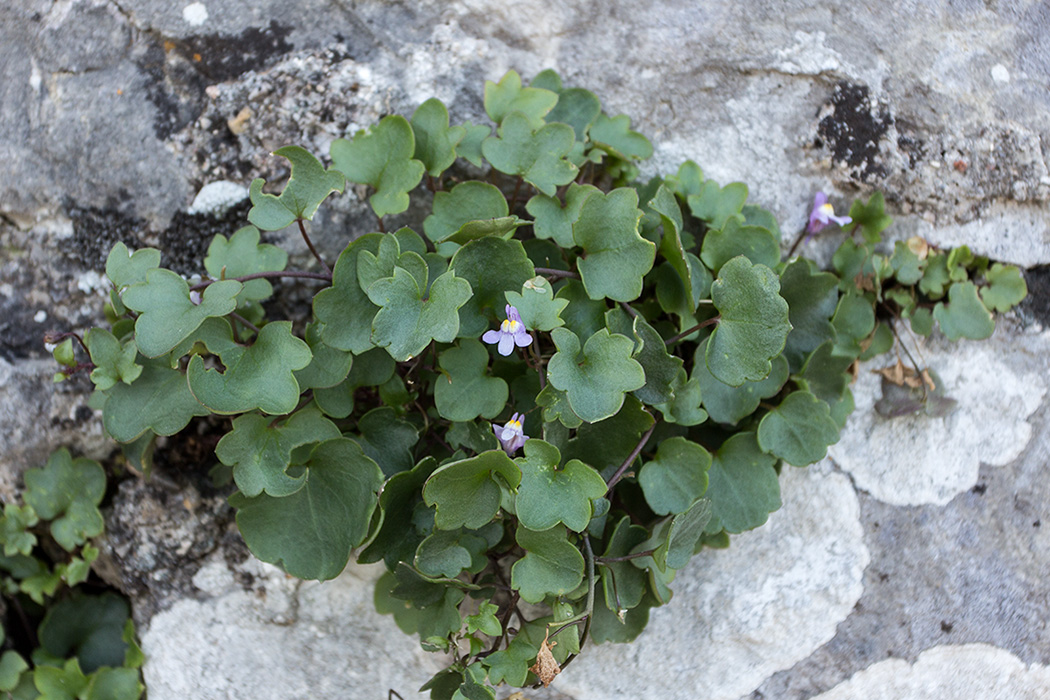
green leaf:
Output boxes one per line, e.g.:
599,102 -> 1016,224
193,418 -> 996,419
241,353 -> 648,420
449,238 -> 535,337
535,385 -> 583,429
204,225 -> 288,303
546,87 -> 601,141
483,639 -> 537,688
919,253 -> 951,298
757,391 -> 841,465
845,192 -> 892,244
215,407 -> 340,497
0,650 -> 28,691
699,217 -> 780,275
706,256 -> 791,386
367,267 -> 472,361
84,328 -> 142,391
415,529 -> 488,579
466,602 -> 502,637
934,281 -> 996,340
910,307 -> 935,337
23,450 -> 105,552
247,146 -> 346,230
653,370 -> 708,426
187,321 -> 312,415
588,593 -> 653,644
604,308 -> 683,406
352,407 -> 419,477
0,504 -> 38,557
435,340 -> 509,422
423,182 -> 509,245
525,183 -> 601,249
704,432 -> 780,534
481,112 -> 578,196
294,322 -> 353,390
665,160 -> 704,199
599,516 -> 649,611
831,291 -> 876,356
547,328 -> 646,423
39,592 -> 130,673
695,335 -> 788,425
82,667 -> 142,700
638,437 -> 711,516
563,395 -> 653,473
981,263 -> 1027,312
515,440 -> 607,532
505,276 -> 569,332
230,438 -> 383,581
102,362 -> 210,442
330,115 -> 424,218
656,497 -> 711,569
890,240 -> 925,285
456,122 -> 491,168
411,98 -> 466,177
484,70 -> 558,128
650,184 -> 695,304
797,340 -> 854,404
687,180 -> 748,229
588,113 -> 653,160
105,242 -> 160,290
574,188 -> 655,302
423,451 -> 521,530
510,525 -> 584,603
313,234 -> 383,354
122,270 -> 241,358
778,259 -> 840,372
358,458 -> 438,569
34,658 -> 88,699
313,347 -> 395,419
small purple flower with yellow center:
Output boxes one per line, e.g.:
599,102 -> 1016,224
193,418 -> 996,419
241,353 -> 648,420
494,412 -> 528,456
807,191 -> 853,234
482,304 -> 533,356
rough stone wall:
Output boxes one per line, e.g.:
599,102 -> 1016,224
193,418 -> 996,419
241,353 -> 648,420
1,1 -> 1048,699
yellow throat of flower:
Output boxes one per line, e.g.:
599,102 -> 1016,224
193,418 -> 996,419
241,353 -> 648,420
501,319 -> 520,333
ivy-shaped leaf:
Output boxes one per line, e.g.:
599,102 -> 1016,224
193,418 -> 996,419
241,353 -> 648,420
105,242 -> 160,290
515,440 -> 607,532
757,391 -> 840,466
505,276 -> 569,332
589,113 -> 653,161
313,233 -> 384,354
981,263 -> 1027,312
366,267 -> 472,361
187,321 -> 312,415
102,362 -> 210,442
23,449 -> 105,552
563,395 -> 653,473
604,308 -> 683,406
122,269 -> 241,358
665,160 -> 705,199
510,525 -> 585,604
415,529 -> 489,579
449,237 -> 535,337
215,407 -> 340,497
845,191 -> 892,244
481,112 -> 578,196
699,217 -> 780,274
230,438 -> 383,581
546,328 -> 646,424
933,281 -> 995,340
694,337 -> 789,425
638,437 -> 711,516
465,602 -> 502,638
778,258 -> 840,372
650,184 -> 694,304
554,279 -> 607,342
574,188 -> 655,302
704,432 -> 780,534
456,122 -> 491,168
535,385 -> 583,429
247,146 -> 345,230
85,328 -> 142,391
330,115 -> 424,218
358,458 -> 438,569
706,256 -> 791,386
599,516 -> 649,612
484,70 -> 558,128
655,497 -> 712,569
890,240 -> 925,285
796,340 -> 854,405
423,181 -> 509,245
546,87 -> 602,141
654,370 -> 708,427
353,406 -> 420,478
525,183 -> 600,249
0,504 -> 38,557
434,339 -> 509,422
204,225 -> 288,302
423,451 -> 522,530
687,180 -> 748,229
831,290 -> 876,357
294,322 -> 353,390
411,98 -> 466,177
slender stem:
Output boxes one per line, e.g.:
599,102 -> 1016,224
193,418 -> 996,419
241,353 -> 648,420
548,534 -> 596,640
618,301 -> 639,319
882,313 -> 929,400
534,267 -> 580,280
786,226 -> 809,257
297,219 -> 332,275
595,548 -> 656,564
375,213 -> 386,233
664,316 -> 720,346
230,312 -> 261,335
509,176 -> 523,212
530,342 -> 546,390
191,270 -> 331,292
605,419 -> 657,493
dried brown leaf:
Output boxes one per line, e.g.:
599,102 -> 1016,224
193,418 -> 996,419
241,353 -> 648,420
530,630 -> 561,688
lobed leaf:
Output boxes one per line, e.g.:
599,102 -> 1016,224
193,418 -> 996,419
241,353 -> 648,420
330,115 -> 424,218
23,450 -> 105,552
423,451 -> 521,530
366,267 -> 472,361
687,180 -> 748,229
505,276 -> 569,332
546,328 -> 646,424
704,432 -> 780,534
435,340 -> 509,422
573,188 -> 655,302
485,70 -> 558,128
204,225 -> 287,302
756,391 -> 840,466
411,98 -> 466,177
85,328 -> 142,391
105,242 -> 160,290
510,525 -> 585,604
515,440 -> 607,532
247,146 -> 345,230
481,112 -> 578,196
638,437 -> 711,516
933,281 -> 995,340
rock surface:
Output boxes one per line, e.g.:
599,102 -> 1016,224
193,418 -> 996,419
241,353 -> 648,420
1,2 -> 1048,700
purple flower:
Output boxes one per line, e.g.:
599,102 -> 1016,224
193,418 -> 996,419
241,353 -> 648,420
494,412 -> 528,456
807,192 -> 853,234
482,304 -> 533,356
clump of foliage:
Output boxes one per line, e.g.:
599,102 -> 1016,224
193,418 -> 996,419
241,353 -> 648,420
0,449 -> 144,700
51,69 -> 1026,696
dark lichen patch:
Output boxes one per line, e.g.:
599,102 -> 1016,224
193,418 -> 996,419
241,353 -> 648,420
156,200 -> 252,276
1018,265 -> 1050,327
66,202 -> 147,270
181,20 -> 294,83
135,40 -> 209,141
817,82 -> 892,181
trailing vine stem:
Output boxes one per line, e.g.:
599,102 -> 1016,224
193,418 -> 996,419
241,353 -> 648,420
664,315 -> 720,346
297,219 -> 332,275
534,267 -> 581,280
190,270 -> 332,292
605,418 -> 657,494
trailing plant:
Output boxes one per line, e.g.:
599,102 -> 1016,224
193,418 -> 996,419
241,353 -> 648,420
50,69 -> 1026,696
0,450 -> 144,700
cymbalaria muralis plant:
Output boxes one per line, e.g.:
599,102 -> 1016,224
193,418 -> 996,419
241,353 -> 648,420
50,69 -> 1027,696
